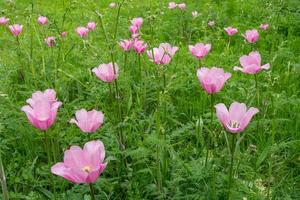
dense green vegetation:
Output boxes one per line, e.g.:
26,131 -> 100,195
0,0 -> 299,199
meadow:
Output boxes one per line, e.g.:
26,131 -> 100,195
0,0 -> 300,199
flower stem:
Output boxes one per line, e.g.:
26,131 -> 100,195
138,53 -> 142,84
0,153 -> 9,200
228,134 -> 236,199
254,74 -> 260,134
113,0 -> 125,40
89,183 -> 96,200
254,74 -> 259,106
205,93 -> 213,167
124,53 -> 128,72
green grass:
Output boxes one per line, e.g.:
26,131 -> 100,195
0,0 -> 300,199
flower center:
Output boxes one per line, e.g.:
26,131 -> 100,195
229,120 -> 240,129
82,166 -> 91,173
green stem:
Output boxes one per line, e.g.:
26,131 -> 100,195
227,37 -> 231,53
124,53 -> 128,72
89,183 -> 96,200
254,74 -> 259,106
138,53 -> 142,84
254,74 -> 260,135
205,93 -> 213,167
0,153 -> 9,200
228,134 -> 236,199
113,0 -> 125,40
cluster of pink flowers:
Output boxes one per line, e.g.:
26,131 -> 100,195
15,2 -> 272,189
222,24 -> 269,42
129,17 -> 143,38
118,17 -> 148,55
168,2 -> 186,10
147,43 -> 179,65
75,21 -> 96,38
21,88 -> 107,184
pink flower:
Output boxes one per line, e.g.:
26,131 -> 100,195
44,36 -> 56,47
92,62 -> 119,83
70,109 -> 104,133
215,102 -> 259,133
75,27 -> 89,38
242,29 -> 259,43
189,43 -> 211,60
260,23 -> 269,30
147,43 -> 178,65
178,3 -> 186,10
197,67 -> 231,94
168,2 -> 177,9
9,24 -> 23,36
208,20 -> 215,27
51,140 -> 107,184
129,25 -> 139,34
133,40 -> 148,54
119,39 -> 133,52
37,16 -> 48,25
192,11 -> 199,18
160,43 -> 179,56
233,51 -> 270,74
224,27 -> 238,36
21,89 -> 62,131
87,22 -> 96,31
131,17 -> 143,29
0,17 -> 9,25
60,32 -> 68,38
109,2 -> 117,8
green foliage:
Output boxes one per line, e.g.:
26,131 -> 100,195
0,0 -> 299,199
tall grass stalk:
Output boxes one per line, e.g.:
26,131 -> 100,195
0,153 -> 9,200
228,134 -> 236,199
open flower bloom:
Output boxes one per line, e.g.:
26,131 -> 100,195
192,11 -> 199,18
215,102 -> 259,133
242,29 -> 259,43
38,16 -> 48,25
21,89 -> 62,131
189,43 -> 211,60
130,17 -> 143,29
129,25 -> 139,35
51,140 -> 107,184
208,20 -> 215,27
0,17 -> 9,25
233,51 -> 270,74
45,36 -> 56,47
260,23 -> 269,30
92,62 -> 119,83
168,2 -> 177,9
178,3 -> 186,10
197,67 -> 231,94
109,2 -> 117,8
75,27 -> 89,38
147,43 -> 178,65
87,22 -> 96,31
133,40 -> 147,54
119,39 -> 133,52
60,32 -> 68,38
70,109 -> 104,133
9,24 -> 23,36
224,27 -> 238,36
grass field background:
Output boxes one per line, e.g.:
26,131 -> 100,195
0,0 -> 299,199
